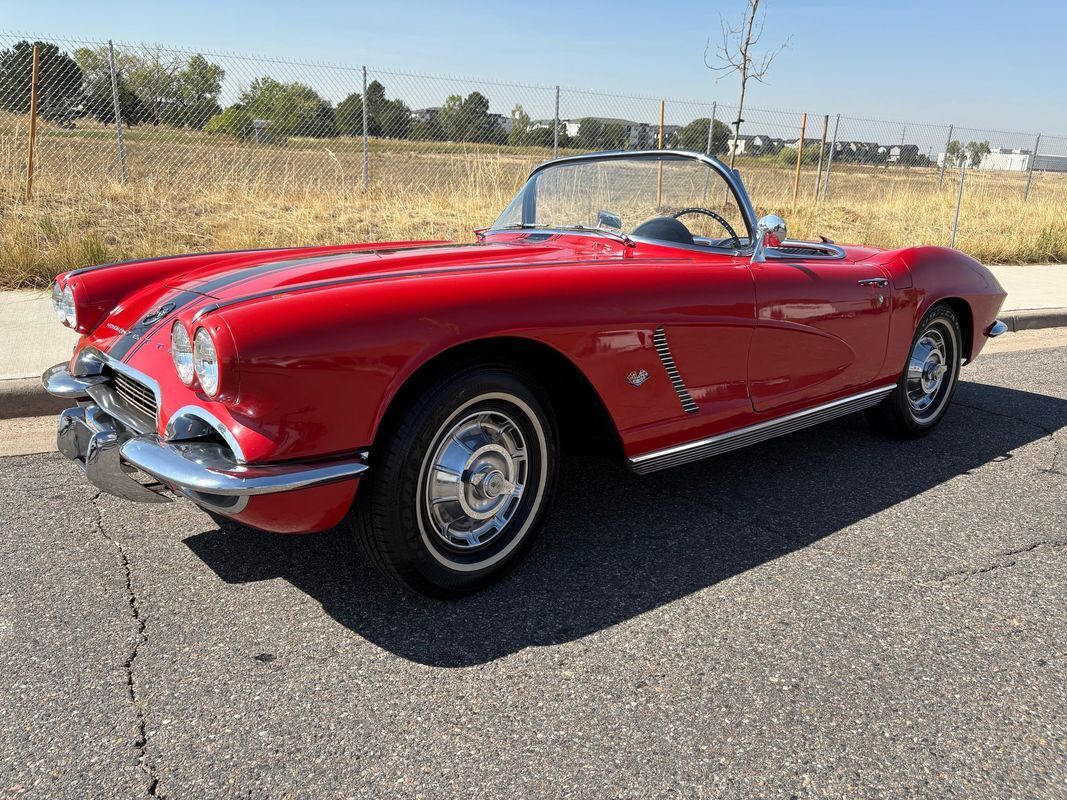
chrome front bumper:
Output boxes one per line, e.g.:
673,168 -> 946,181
44,361 -> 368,512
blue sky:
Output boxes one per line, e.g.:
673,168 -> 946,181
3,0 -> 1064,136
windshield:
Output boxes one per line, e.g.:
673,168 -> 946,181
491,154 -> 752,248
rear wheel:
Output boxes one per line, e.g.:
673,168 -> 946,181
348,367 -> 558,597
867,303 -> 963,438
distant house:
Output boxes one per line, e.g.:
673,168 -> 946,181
832,141 -> 879,163
488,112 -> 513,134
728,134 -> 756,155
410,107 -> 440,123
888,144 -> 921,164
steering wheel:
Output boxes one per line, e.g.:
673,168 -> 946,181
671,207 -> 742,248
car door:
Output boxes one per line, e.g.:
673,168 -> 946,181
747,257 -> 892,413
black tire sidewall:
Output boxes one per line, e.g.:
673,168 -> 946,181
370,368 -> 558,594
892,304 -> 963,434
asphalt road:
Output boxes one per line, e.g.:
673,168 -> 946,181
1,341 -> 1065,799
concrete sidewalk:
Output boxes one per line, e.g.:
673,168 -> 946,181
1,264 -> 1064,416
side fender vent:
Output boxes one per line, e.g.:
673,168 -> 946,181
653,326 -> 698,414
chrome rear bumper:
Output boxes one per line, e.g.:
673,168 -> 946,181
987,319 -> 1008,337
44,361 -> 367,512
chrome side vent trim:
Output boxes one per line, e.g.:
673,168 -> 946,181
629,384 -> 896,475
653,326 -> 698,414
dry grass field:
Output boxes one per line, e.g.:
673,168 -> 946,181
2,116 -> 1065,288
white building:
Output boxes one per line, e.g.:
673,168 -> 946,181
936,148 -> 1067,172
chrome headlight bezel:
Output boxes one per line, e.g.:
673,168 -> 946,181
193,327 -> 220,396
171,321 -> 195,385
52,282 -> 77,327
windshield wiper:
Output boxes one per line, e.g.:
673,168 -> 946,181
483,223 -> 635,247
564,225 -> 636,248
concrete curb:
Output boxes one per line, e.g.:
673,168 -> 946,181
0,377 -> 69,421
999,307 -> 1067,332
2,311 -> 1066,421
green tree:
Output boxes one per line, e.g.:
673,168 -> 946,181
776,145 -> 819,166
336,80 -> 411,139
0,40 -> 83,124
575,118 -> 604,149
204,104 -> 252,137
525,125 -> 556,148
944,139 -> 965,167
675,117 -> 731,154
411,116 -> 445,141
126,50 -> 184,124
438,91 -> 500,143
508,104 -> 531,146
163,54 -> 224,128
73,45 -> 148,125
965,140 -> 991,169
240,77 -> 334,138
574,118 -> 628,150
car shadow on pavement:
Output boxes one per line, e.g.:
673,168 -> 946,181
185,380 -> 1066,667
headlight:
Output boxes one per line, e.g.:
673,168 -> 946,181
193,327 -> 220,396
52,282 -> 76,327
171,322 -> 195,385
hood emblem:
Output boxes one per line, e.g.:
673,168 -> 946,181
141,302 -> 175,326
627,369 -> 650,387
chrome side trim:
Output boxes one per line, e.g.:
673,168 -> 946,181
652,327 -> 698,414
765,240 -> 847,261
119,436 -> 367,497
987,320 -> 1008,337
629,384 -> 896,475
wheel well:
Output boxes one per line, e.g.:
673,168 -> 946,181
373,337 -> 623,459
939,297 -> 974,361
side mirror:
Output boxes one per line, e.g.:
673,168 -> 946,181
751,214 -> 787,263
597,210 -> 623,231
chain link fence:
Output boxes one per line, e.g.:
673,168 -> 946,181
1,31 -> 1065,285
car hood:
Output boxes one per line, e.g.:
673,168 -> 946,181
79,239 -> 575,361
161,240 -> 567,300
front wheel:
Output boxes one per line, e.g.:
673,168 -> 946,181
348,367 -> 558,597
867,302 -> 963,438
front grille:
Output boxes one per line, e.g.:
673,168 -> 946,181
109,370 -> 158,421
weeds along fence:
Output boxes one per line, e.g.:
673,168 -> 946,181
2,31 -> 1066,286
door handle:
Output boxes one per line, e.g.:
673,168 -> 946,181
857,277 -> 889,287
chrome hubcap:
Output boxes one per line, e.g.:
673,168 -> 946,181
424,411 -> 527,550
906,327 -> 952,417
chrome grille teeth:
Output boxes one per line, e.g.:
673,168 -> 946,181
111,371 -> 158,420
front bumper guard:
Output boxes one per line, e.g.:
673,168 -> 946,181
46,362 -> 367,509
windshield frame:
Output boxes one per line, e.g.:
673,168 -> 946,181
487,150 -> 759,251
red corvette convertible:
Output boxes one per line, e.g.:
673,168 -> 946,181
44,150 -> 1007,596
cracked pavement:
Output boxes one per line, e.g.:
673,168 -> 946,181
1,343 -> 1065,798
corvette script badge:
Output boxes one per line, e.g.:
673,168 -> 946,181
627,369 -> 649,387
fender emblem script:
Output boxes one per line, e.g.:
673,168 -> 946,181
627,369 -> 650,387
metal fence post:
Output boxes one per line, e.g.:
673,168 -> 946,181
361,66 -> 369,191
791,112 -> 807,213
1023,133 -> 1041,202
24,45 -> 40,201
937,123 -> 953,190
107,40 -> 129,184
813,113 -> 828,201
950,159 -> 966,249
552,86 -> 560,158
705,101 -> 717,154
820,114 -> 840,202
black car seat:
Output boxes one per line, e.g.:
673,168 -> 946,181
630,216 -> 694,245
